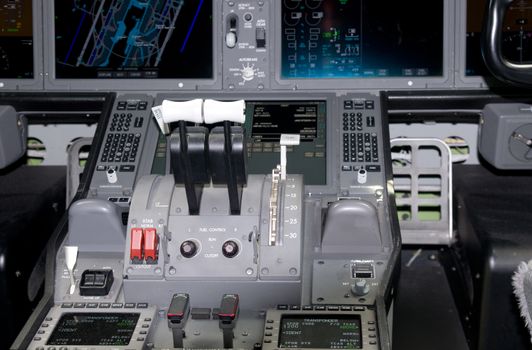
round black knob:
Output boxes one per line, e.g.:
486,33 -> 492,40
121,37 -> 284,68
180,240 -> 198,258
222,240 -> 239,258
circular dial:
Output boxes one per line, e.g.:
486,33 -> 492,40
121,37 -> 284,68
509,123 -> 532,162
222,240 -> 239,258
305,0 -> 323,10
180,240 -> 198,258
283,0 -> 302,10
241,65 -> 256,81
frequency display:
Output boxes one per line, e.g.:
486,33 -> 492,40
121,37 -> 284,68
0,0 -> 34,79
47,313 -> 139,346
279,315 -> 362,349
466,0 -> 532,76
54,0 -> 213,79
281,0 -> 444,79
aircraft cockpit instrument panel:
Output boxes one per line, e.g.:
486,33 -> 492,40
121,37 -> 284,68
0,0 -> 33,79
53,0 -> 213,80
8,0 -> 476,349
281,0 -> 444,79
0,0 -> 42,90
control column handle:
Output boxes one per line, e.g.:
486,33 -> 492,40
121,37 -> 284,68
167,293 -> 190,348
218,294 -> 239,349
482,0 -> 532,86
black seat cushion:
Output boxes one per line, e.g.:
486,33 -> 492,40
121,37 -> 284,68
0,165 -> 66,349
454,164 -> 532,350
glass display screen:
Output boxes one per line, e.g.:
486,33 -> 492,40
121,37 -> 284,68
46,313 -> 139,346
250,102 -> 320,143
281,0 -> 444,79
466,0 -> 532,76
0,0 -> 34,79
279,314 -> 363,349
245,101 -> 327,186
54,0 -> 213,79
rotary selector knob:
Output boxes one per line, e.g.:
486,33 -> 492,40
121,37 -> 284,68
222,240 -> 239,258
351,279 -> 370,296
241,66 -> 255,81
180,240 -> 198,258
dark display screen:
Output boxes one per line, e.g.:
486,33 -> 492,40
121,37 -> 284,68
279,315 -> 362,349
251,102 -> 320,142
0,0 -> 34,79
54,0 -> 213,79
47,313 -> 139,346
466,0 -> 532,76
244,101 -> 327,186
281,0 -> 444,79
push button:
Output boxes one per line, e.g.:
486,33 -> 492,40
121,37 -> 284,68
80,270 -> 114,296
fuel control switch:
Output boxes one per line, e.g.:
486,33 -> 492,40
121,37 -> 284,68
222,240 -> 239,258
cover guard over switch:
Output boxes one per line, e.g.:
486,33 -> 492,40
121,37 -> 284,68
130,228 -> 144,263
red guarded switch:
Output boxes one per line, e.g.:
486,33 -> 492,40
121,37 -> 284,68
144,228 -> 159,263
130,228 -> 144,262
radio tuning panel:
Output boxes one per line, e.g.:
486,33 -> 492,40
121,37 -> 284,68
223,1 -> 270,90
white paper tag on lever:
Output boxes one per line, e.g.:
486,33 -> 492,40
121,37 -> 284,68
151,105 -> 170,135
279,134 -> 300,180
280,134 -> 301,146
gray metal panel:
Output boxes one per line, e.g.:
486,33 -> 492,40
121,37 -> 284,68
391,138 -> 453,245
0,0 -> 44,91
68,199 -> 126,253
88,94 -> 158,204
53,250 -> 124,304
258,175 -> 304,281
322,200 -> 382,254
311,259 -> 386,306
270,0 -> 455,91
479,103 -> 532,169
147,311 -> 266,350
124,279 -> 301,311
124,175 -> 173,280
221,1 -> 271,91
0,105 -> 27,169
42,0 -> 222,91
